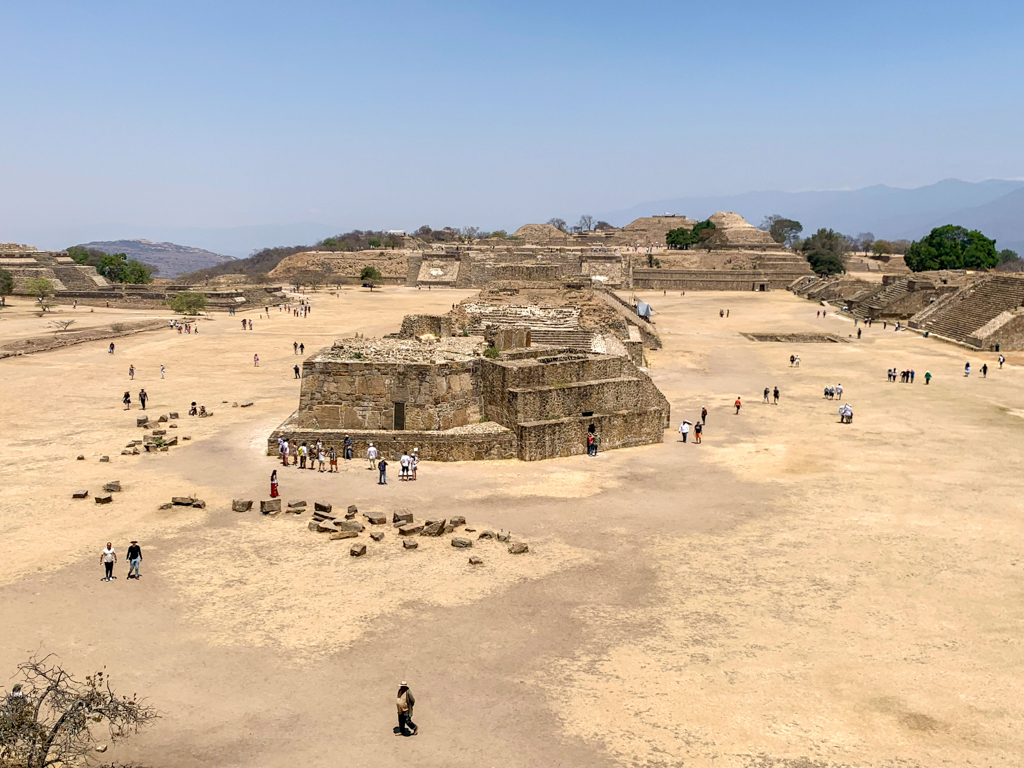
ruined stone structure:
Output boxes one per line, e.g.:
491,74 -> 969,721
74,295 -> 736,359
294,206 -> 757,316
908,274 -> 1024,349
632,250 -> 813,291
269,295 -> 670,461
0,244 -> 110,293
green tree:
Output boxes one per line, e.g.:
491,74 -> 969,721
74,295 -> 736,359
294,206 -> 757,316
97,253 -> 153,284
367,236 -> 382,248
904,225 -> 998,271
25,277 -> 55,301
360,266 -> 383,282
998,248 -> 1020,264
0,268 -> 14,296
692,220 -> 717,242
872,240 -> 894,256
170,292 -> 207,314
799,228 -> 849,275
806,252 -> 846,275
490,230 -> 508,239
665,227 -> 699,250
770,218 -> 803,247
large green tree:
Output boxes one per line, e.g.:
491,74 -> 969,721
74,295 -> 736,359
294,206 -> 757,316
760,215 -> 803,247
799,228 -> 849,276
665,227 -> 699,250
97,253 -> 154,284
904,225 -> 998,271
0,268 -> 14,296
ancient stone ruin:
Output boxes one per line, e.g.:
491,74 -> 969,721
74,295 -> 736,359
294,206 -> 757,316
270,290 -> 670,460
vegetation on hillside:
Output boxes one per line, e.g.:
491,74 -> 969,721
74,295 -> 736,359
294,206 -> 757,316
67,246 -> 154,283
170,292 -> 208,314
904,225 -> 998,271
665,220 -> 716,250
799,228 -> 850,275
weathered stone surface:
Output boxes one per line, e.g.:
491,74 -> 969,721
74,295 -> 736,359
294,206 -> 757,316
364,512 -> 387,525
317,520 -> 338,533
131,448 -> 140,455
451,537 -> 472,548
402,539 -> 419,549
152,429 -> 167,436
191,500 -> 206,509
478,530 -> 495,539
136,416 -> 148,427
308,520 -> 320,531
103,481 -> 121,493
443,524 -> 455,534
72,489 -> 89,499
370,531 -> 385,542
158,414 -> 168,423
330,530 -> 359,540
168,412 -> 179,419
420,519 -> 446,537
232,402 -> 239,408
347,504 -> 358,516
232,499 -> 253,512
183,436 -> 191,440
392,511 -> 413,525
121,449 -> 132,455
469,556 -> 483,565
99,455 -> 109,463
508,542 -> 529,554
95,494 -> 113,504
165,436 -> 178,447
314,500 -> 332,513
261,498 -> 282,514
172,496 -> 195,506
449,516 -> 467,527
350,543 -> 367,556
335,520 -> 364,533
496,532 -> 511,543
241,401 -> 254,408
77,454 -> 85,460
464,527 -> 476,533
399,523 -> 424,536
288,500 -> 306,508
169,423 -> 178,428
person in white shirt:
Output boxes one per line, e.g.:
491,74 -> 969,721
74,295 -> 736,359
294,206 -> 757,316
399,451 -> 411,480
367,443 -> 378,470
678,422 -> 690,443
100,543 -> 117,581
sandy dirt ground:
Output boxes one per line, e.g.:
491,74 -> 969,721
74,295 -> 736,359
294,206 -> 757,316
1,287 -> 1022,768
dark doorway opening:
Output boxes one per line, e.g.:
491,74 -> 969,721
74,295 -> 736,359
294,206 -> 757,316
393,402 -> 406,430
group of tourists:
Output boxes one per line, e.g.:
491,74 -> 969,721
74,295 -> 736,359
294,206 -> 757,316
99,540 -> 143,581
678,407 -> 708,443
889,368 -> 917,383
188,401 -> 209,417
789,354 -> 801,367
122,388 -> 148,410
763,386 -> 780,404
169,320 -> 197,334
838,403 -> 854,423
276,435 -> 358,472
241,319 -> 254,330
823,383 -> 843,399
292,341 -> 306,355
398,450 -> 419,480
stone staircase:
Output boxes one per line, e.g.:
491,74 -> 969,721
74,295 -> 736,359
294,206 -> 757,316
909,275 -> 1024,345
465,304 -> 595,350
850,277 -> 910,319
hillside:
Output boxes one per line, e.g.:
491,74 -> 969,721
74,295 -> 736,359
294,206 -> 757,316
77,239 -> 234,278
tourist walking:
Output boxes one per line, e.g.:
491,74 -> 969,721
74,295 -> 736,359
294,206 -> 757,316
344,435 -> 353,460
127,540 -> 142,579
282,439 -> 291,466
242,319 -> 247,330
378,457 -> 388,485
109,342 -> 115,354
411,450 -> 418,480
299,442 -> 307,469
318,447 -> 327,472
248,319 -> 253,330
763,387 -> 770,403
100,542 -> 117,581
925,370 -> 932,385
161,364 -> 165,379
270,469 -> 279,498
129,364 -> 135,380
367,442 -> 378,470
910,370 -> 915,383
734,397 -> 742,415
678,421 -> 690,443
999,354 -> 1005,369
399,451 -> 411,480
293,341 -> 298,354
300,343 -> 304,354
587,431 -> 596,455
138,388 -> 148,410
329,447 -> 338,472
964,362 -> 971,377
701,406 -> 707,424
254,353 -> 259,367
396,682 -> 418,737
694,420 -> 702,444
294,364 -> 300,379
857,328 -> 861,339
982,363 -> 988,378
773,386 -> 780,404
123,390 -> 131,410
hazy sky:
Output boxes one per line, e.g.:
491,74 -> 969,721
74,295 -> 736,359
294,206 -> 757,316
3,0 -> 1024,247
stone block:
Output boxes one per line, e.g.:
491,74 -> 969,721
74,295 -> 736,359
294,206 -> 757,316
72,489 -> 89,499
159,503 -> 173,510
478,530 -> 495,539
364,512 -> 387,525
314,500 -> 332,513
402,539 -> 419,550
232,402 -> 239,407
169,412 -> 179,419
232,499 -> 253,512
169,423 -> 177,428
261,498 -> 282,514
95,494 -> 112,504
398,523 -> 424,536
350,543 -> 367,556
508,542 -> 529,554
370,532 -> 385,542
392,511 -> 414,525
469,556 -> 483,565
103,481 -> 121,493
308,520 -> 320,531
132,448 -> 140,455
136,416 -> 149,427
335,520 -> 365,533
159,446 -> 169,452
99,456 -> 109,463
449,516 -> 466,527
192,500 -> 206,509
330,530 -> 359,540
464,527 -> 476,533
172,496 -> 195,506
443,524 -> 455,534
317,520 -> 338,533
241,401 -> 254,408
288,500 -> 306,508
451,537 -> 472,548
121,449 -> 132,455
158,414 -> 168,423
496,532 -> 511,543
77,454 -> 85,460
165,436 -> 178,447
152,430 -> 166,436
420,520 -> 446,537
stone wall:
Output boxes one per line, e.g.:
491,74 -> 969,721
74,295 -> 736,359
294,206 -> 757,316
395,314 -> 456,339
631,268 -> 805,291
296,358 -> 481,431
517,408 -> 667,461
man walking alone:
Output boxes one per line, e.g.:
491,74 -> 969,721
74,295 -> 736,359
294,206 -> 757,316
127,540 -> 142,579
100,542 -> 117,581
396,682 -> 418,736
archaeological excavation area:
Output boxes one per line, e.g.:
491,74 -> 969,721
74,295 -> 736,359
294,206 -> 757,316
1,276 -> 1024,768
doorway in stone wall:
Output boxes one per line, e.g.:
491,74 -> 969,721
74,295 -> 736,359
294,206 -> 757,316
393,402 -> 405,430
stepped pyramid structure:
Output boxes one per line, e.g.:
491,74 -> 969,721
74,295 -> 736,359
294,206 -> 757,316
909,274 -> 1024,349
0,244 -> 109,292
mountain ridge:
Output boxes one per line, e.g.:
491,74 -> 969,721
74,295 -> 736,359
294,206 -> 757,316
77,239 -> 235,278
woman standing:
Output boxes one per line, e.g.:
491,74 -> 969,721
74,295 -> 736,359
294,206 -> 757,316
270,469 -> 279,498
123,391 -> 131,410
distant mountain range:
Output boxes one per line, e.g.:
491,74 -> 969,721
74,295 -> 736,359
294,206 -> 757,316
77,239 -> 235,278
600,179 -> 1024,255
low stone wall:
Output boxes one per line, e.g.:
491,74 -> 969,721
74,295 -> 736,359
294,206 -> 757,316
632,268 -> 807,291
268,418 -> 517,461
395,314 -> 456,339
517,409 -> 666,460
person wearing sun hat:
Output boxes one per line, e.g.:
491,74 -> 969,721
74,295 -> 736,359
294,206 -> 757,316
396,681 -> 417,736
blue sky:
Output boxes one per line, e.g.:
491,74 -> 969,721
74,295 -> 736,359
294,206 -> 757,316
2,0 -> 1023,250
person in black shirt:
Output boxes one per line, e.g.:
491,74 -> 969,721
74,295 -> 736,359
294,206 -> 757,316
127,541 -> 142,579
378,458 -> 388,485
138,389 -> 148,411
